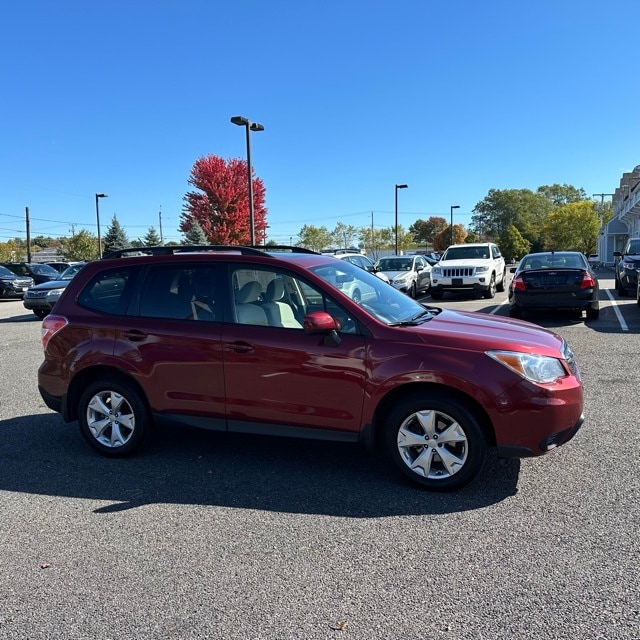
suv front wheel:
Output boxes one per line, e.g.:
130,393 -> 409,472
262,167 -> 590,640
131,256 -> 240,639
78,378 -> 150,456
382,392 -> 487,490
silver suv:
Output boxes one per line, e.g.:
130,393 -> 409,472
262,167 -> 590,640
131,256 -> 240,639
430,243 -> 506,300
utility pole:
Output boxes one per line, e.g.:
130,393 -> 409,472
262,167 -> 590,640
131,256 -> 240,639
158,206 -> 163,244
25,207 -> 31,262
592,193 -> 614,227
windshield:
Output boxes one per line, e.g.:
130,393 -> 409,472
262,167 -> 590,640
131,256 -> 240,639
0,266 -> 15,277
377,257 -> 413,271
309,259 -> 429,325
60,263 -> 84,280
442,246 -> 490,260
627,239 -> 640,254
30,264 -> 59,275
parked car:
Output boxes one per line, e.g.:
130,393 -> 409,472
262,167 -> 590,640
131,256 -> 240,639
335,252 -> 390,283
613,238 -> 640,297
38,245 -> 583,491
46,261 -> 81,273
1,262 -> 61,285
0,265 -> 34,298
375,254 -> 431,297
429,242 -> 506,300
508,251 -> 599,320
23,263 -> 86,318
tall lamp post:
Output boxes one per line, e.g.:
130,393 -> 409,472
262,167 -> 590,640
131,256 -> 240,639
394,184 -> 408,255
230,115 -> 264,246
95,193 -> 108,258
450,205 -> 460,247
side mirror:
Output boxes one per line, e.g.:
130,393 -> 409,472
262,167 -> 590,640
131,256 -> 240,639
613,251 -> 622,257
303,311 -> 338,334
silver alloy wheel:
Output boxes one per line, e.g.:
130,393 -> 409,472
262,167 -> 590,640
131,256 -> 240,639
396,408 -> 468,480
86,389 -> 136,449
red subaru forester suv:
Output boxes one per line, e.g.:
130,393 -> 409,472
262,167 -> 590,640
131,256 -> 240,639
38,246 -> 583,490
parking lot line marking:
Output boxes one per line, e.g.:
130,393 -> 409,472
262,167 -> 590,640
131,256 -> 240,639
605,289 -> 628,331
490,299 -> 508,314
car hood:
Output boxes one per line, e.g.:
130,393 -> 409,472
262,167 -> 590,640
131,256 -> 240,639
28,279 -> 70,291
380,270 -> 414,278
411,308 -> 565,356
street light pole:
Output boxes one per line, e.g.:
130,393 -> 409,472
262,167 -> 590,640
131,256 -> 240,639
394,184 -> 408,255
95,193 -> 108,258
231,116 -> 264,246
450,205 -> 460,246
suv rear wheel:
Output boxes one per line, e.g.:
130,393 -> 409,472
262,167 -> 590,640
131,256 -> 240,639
78,378 -> 150,456
382,392 -> 487,490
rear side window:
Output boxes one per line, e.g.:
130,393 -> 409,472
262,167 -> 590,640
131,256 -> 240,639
137,264 -> 218,321
78,267 -> 137,315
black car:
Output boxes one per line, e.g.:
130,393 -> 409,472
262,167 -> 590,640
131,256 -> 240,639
1,262 -> 61,285
508,251 -> 599,320
0,265 -> 34,298
613,238 -> 640,297
23,262 -> 86,318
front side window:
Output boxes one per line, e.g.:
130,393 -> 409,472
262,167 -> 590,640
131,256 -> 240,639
230,266 -> 359,334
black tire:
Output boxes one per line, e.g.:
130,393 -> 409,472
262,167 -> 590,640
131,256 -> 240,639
508,307 -> 522,318
33,309 -> 48,319
636,286 -> 640,307
496,269 -> 506,292
586,305 -> 600,320
382,391 -> 487,491
77,377 -> 151,456
409,281 -> 417,298
430,289 -> 444,300
618,284 -> 628,297
483,275 -> 496,299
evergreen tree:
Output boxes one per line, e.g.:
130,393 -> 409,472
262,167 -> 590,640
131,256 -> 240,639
140,226 -> 162,246
103,215 -> 130,255
183,220 -> 208,245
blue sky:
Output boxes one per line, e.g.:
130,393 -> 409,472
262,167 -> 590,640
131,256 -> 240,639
1,0 -> 638,246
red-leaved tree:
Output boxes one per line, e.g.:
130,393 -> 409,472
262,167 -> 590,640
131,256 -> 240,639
180,155 -> 267,245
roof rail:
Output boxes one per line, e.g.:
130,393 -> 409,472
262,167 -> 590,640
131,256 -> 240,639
101,245 -> 319,259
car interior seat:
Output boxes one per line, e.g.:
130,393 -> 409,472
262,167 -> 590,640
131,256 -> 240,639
235,280 -> 269,326
262,279 -> 302,328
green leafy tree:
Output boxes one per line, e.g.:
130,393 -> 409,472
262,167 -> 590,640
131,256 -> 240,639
389,225 -> 416,254
60,229 -> 99,261
103,215 -> 130,255
140,227 -> 162,246
498,224 -> 531,262
183,220 -> 208,245
409,216 -> 448,249
471,188 -> 552,251
0,240 -> 19,262
32,236 -> 62,249
541,202 -> 600,254
332,222 -> 359,249
537,184 -> 587,206
298,225 -> 332,252
358,227 -> 392,260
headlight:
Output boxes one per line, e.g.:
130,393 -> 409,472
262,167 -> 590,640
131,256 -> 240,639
432,268 -> 442,276
46,288 -> 65,299
475,266 -> 489,273
394,274 -> 410,283
486,350 -> 567,383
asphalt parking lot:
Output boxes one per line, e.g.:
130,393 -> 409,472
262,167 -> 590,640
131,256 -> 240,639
1,269 -> 639,640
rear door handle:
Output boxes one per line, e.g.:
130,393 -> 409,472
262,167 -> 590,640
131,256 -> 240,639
122,329 -> 147,342
227,341 -> 255,353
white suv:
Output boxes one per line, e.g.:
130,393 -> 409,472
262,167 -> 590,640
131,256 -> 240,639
430,243 -> 506,300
